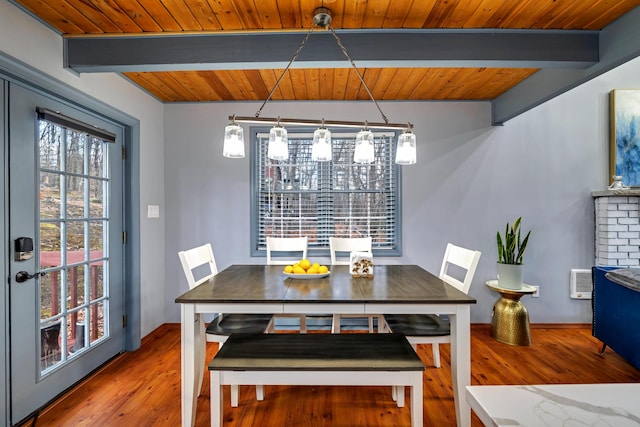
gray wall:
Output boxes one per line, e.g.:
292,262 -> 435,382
164,55 -> 640,324
1,1 -> 167,338
4,0 -> 640,328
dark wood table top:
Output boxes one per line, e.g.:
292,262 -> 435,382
176,264 -> 476,305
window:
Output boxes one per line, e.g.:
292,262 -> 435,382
37,108 -> 114,373
251,128 -> 402,256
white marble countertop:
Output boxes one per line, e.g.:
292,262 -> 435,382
466,384 -> 640,426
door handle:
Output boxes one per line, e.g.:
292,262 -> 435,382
15,271 -> 45,283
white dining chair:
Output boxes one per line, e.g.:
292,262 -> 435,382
266,236 -> 309,333
266,236 -> 308,265
384,243 -> 480,405
383,243 -> 481,366
329,236 -> 383,333
178,243 -> 273,406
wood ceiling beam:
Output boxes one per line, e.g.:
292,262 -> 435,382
63,29 -> 598,73
492,5 -> 640,125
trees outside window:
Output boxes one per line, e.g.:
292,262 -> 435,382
252,129 -> 401,256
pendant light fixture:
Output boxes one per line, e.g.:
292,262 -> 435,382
224,7 -> 415,164
395,131 -> 417,165
268,124 -> 289,161
222,117 -> 245,158
354,129 -> 375,164
311,124 -> 332,162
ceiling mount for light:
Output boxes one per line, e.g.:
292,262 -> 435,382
312,7 -> 332,27
223,7 -> 416,165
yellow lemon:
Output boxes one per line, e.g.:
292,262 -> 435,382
318,265 -> 329,274
300,259 -> 311,270
293,266 -> 307,274
284,265 -> 293,274
307,266 -> 319,275
311,262 -> 320,270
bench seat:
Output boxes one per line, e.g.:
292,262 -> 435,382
208,333 -> 425,427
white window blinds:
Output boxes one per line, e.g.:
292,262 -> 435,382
252,129 -> 401,255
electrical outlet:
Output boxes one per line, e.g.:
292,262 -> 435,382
532,285 -> 539,298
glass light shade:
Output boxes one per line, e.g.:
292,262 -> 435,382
222,124 -> 245,158
395,131 -> 416,165
268,126 -> 289,160
312,128 -> 332,161
353,130 -> 375,164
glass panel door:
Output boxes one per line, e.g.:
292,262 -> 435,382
9,83 -> 125,424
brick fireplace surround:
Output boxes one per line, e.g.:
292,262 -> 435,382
593,189 -> 640,266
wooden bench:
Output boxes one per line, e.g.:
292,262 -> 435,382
208,333 -> 425,427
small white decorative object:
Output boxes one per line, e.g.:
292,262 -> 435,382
350,251 -> 374,278
609,175 -> 630,190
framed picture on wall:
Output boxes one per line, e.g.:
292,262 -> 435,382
610,89 -> 640,186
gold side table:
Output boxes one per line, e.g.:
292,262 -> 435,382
485,280 -> 537,346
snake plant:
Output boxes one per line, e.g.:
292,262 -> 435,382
496,217 -> 531,265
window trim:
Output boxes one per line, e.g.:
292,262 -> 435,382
250,126 -> 402,258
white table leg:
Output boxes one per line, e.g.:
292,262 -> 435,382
210,371 -> 223,427
196,320 -> 206,396
181,304 -> 199,427
410,376 -> 423,427
451,305 -> 471,427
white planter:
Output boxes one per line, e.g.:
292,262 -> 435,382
497,263 -> 524,290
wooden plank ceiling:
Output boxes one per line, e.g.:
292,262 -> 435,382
11,0 -> 640,103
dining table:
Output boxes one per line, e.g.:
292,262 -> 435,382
175,264 -> 476,427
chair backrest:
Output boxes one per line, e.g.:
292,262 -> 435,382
329,236 -> 373,265
266,236 -> 308,265
178,243 -> 218,289
439,243 -> 481,293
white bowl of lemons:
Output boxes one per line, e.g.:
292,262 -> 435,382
283,259 -> 330,279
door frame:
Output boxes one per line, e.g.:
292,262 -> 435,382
1,78 -> 8,427
1,52 -> 141,422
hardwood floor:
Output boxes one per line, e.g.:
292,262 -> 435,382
31,324 -> 640,427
